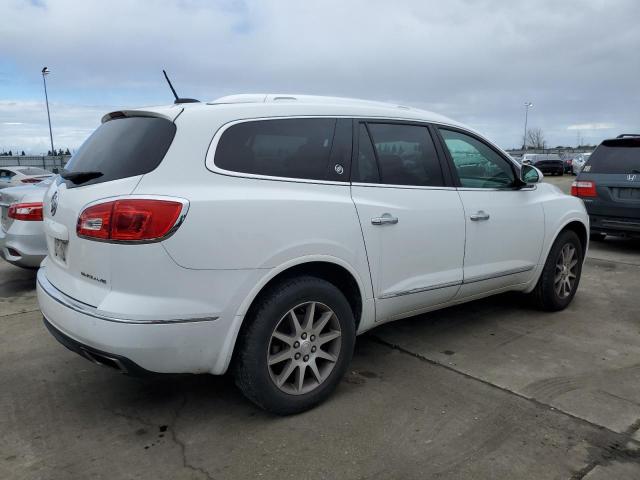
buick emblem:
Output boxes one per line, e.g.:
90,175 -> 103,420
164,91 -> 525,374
50,191 -> 58,216
628,174 -> 637,181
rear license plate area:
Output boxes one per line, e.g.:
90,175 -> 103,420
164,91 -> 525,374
54,238 -> 68,263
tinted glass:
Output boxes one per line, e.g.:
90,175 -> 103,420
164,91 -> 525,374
583,139 -> 640,174
439,129 -> 515,188
352,124 -> 380,183
64,117 -> 176,188
367,123 -> 443,186
215,118 -> 345,181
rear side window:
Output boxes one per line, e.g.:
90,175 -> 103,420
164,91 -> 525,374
366,123 -> 444,186
584,139 -> 640,174
215,118 -> 351,181
63,117 -> 176,188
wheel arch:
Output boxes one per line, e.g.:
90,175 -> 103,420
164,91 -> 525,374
215,257 -> 369,374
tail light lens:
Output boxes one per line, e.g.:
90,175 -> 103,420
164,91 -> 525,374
8,202 -> 44,221
571,181 -> 597,198
77,199 -> 185,242
21,178 -> 42,184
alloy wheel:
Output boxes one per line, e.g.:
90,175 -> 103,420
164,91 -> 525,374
554,243 -> 578,299
267,302 -> 342,395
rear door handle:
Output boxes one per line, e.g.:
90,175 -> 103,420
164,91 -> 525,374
371,213 -> 398,225
470,210 -> 490,221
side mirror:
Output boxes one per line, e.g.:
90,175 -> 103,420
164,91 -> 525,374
521,164 -> 543,184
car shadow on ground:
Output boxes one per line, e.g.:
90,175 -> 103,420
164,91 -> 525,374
0,265 -> 37,298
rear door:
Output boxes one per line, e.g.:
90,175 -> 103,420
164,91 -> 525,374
42,113 -> 177,306
350,121 -> 465,322
436,127 -> 544,297
578,138 -> 640,228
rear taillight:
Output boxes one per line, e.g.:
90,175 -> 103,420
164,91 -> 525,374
21,178 -> 42,184
8,202 -> 44,221
571,180 -> 597,198
77,199 -> 185,242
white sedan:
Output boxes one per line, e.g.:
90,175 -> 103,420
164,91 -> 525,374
0,166 -> 54,189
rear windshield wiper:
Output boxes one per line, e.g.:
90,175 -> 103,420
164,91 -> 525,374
60,170 -> 103,185
631,169 -> 640,174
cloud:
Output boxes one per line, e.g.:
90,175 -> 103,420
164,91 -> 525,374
1,0 -> 639,152
567,123 -> 615,130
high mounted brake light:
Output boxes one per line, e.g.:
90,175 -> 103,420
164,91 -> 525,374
8,202 -> 44,221
77,199 -> 186,242
571,181 -> 597,198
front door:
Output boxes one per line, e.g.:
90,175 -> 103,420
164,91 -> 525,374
350,121 -> 466,322
437,127 -> 544,298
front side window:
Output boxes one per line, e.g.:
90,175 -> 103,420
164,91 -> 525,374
439,129 -> 515,188
215,118 -> 350,181
366,123 -> 444,186
351,124 -> 380,183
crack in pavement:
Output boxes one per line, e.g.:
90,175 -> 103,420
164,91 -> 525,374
167,394 -> 216,480
107,399 -> 215,480
369,335 -> 640,479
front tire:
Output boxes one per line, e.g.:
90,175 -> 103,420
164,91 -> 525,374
530,230 -> 583,311
234,276 -> 355,415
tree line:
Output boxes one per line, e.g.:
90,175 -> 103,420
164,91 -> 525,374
0,148 -> 72,156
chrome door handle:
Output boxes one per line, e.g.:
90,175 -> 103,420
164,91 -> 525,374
470,211 -> 490,221
371,213 -> 398,225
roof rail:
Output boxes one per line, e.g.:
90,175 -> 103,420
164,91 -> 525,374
616,134 -> 640,138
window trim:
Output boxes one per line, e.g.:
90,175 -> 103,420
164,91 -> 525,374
432,125 -> 528,191
206,115 -> 353,185
350,118 -> 454,189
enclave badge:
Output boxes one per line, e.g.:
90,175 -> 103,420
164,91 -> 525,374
50,191 -> 58,216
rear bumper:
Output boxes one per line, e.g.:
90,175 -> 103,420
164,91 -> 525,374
589,214 -> 640,237
0,221 -> 47,268
37,268 -> 230,374
535,164 -> 564,174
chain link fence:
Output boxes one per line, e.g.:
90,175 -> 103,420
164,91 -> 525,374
0,155 -> 71,173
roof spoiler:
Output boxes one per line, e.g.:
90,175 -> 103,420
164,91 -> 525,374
616,134 -> 640,138
101,108 -> 182,124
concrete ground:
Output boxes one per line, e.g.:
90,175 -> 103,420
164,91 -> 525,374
2,175 -> 639,479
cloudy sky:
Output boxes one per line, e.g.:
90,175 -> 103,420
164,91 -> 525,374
1,0 -> 639,154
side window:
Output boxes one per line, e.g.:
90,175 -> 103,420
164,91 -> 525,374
215,118 -> 349,181
352,123 -> 380,183
367,123 -> 444,187
439,129 -> 516,188
0,170 -> 14,182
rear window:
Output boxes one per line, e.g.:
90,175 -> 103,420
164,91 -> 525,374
63,116 -> 176,187
214,118 -> 351,181
584,139 -> 640,174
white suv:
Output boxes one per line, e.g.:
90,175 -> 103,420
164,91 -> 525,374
37,95 -> 589,414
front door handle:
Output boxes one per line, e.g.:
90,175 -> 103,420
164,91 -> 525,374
470,210 -> 490,221
371,213 -> 399,225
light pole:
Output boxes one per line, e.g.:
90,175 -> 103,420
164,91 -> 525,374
522,101 -> 533,150
41,67 -> 55,156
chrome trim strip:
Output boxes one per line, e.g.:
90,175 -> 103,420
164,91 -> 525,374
378,265 -> 535,299
37,269 -> 219,324
379,280 -> 462,299
463,265 -> 535,284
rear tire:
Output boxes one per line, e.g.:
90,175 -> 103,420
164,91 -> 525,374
530,230 -> 583,311
234,276 -> 355,415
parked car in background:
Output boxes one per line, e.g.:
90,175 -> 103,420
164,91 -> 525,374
572,135 -> 640,240
572,152 -> 592,175
37,95 -> 588,414
0,166 -> 54,189
521,153 -> 564,175
0,178 -> 51,268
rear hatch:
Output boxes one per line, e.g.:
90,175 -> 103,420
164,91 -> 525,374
42,111 -> 178,306
578,137 -> 640,221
